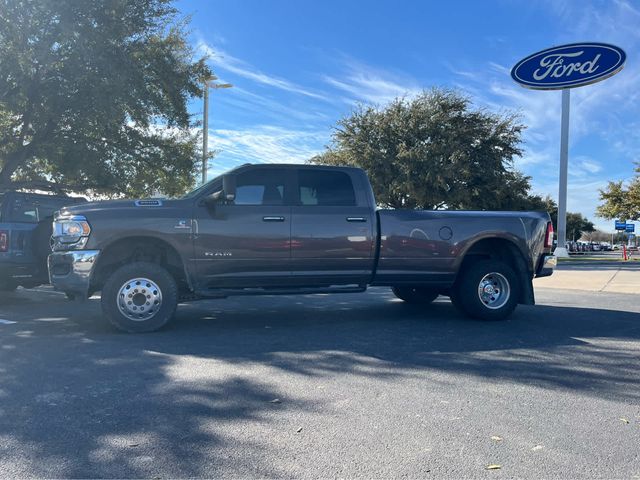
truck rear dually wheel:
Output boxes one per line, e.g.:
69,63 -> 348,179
101,262 -> 178,333
450,259 -> 519,321
391,286 -> 439,304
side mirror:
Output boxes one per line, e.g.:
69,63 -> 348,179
204,174 -> 236,206
222,174 -> 236,202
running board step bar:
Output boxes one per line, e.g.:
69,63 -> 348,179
194,285 -> 367,299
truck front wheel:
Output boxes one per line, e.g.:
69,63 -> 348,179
450,259 -> 519,321
101,262 -> 178,333
391,286 -> 439,304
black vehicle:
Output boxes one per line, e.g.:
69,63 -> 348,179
0,191 -> 86,291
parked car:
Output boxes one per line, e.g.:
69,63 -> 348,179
48,164 -> 556,332
0,191 -> 86,291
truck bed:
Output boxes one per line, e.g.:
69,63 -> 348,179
372,209 -> 550,286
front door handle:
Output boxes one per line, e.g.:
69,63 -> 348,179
263,216 -> 285,222
346,216 -> 367,222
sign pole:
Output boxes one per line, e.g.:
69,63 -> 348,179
511,43 -> 626,259
554,88 -> 571,258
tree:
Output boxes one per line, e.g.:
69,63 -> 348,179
0,0 -> 211,197
597,163 -> 640,221
566,213 -> 595,241
311,89 -> 543,210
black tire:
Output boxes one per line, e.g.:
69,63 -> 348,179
391,286 -> 439,304
450,259 -> 519,321
101,262 -> 178,333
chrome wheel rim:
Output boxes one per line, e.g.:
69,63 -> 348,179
477,272 -> 510,310
117,278 -> 162,321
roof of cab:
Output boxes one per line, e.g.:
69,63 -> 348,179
229,163 -> 364,173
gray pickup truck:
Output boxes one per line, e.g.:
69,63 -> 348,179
48,164 -> 556,332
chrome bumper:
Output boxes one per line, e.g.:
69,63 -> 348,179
48,250 -> 100,298
536,254 -> 557,278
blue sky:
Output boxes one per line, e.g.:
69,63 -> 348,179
177,0 -> 639,232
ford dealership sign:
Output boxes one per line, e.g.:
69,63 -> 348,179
511,42 -> 626,90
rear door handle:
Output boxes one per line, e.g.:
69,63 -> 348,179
263,216 -> 285,222
346,217 -> 367,222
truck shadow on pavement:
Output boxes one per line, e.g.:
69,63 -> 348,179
1,288 -> 639,477
167,291 -> 640,402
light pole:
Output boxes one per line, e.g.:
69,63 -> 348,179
202,76 -> 233,185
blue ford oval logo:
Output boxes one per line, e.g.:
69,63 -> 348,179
511,43 -> 626,90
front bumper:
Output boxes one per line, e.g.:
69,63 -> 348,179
535,254 -> 557,278
48,250 -> 100,298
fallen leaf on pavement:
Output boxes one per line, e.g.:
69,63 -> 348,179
486,464 -> 501,470
490,436 -> 503,442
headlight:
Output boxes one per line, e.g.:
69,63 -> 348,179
52,215 -> 91,248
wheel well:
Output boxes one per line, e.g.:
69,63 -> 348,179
458,237 -> 534,305
91,237 -> 189,294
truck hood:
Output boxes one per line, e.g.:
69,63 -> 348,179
57,198 -> 189,217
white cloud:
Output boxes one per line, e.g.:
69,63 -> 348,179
207,125 -> 326,176
197,40 -> 328,101
578,158 -> 603,174
323,59 -> 422,105
219,86 -> 330,124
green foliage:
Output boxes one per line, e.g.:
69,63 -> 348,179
311,88 -> 544,210
597,163 -> 640,221
0,0 -> 211,197
565,212 -> 595,241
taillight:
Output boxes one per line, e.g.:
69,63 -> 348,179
0,230 -> 8,252
544,222 -> 554,249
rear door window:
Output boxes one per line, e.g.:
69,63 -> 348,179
297,170 -> 357,206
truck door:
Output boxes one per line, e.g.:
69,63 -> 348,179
193,167 -> 293,288
290,168 -> 375,286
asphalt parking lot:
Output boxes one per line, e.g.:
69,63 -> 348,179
1,272 -> 640,478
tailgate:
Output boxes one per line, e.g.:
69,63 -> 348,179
0,222 -> 37,260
